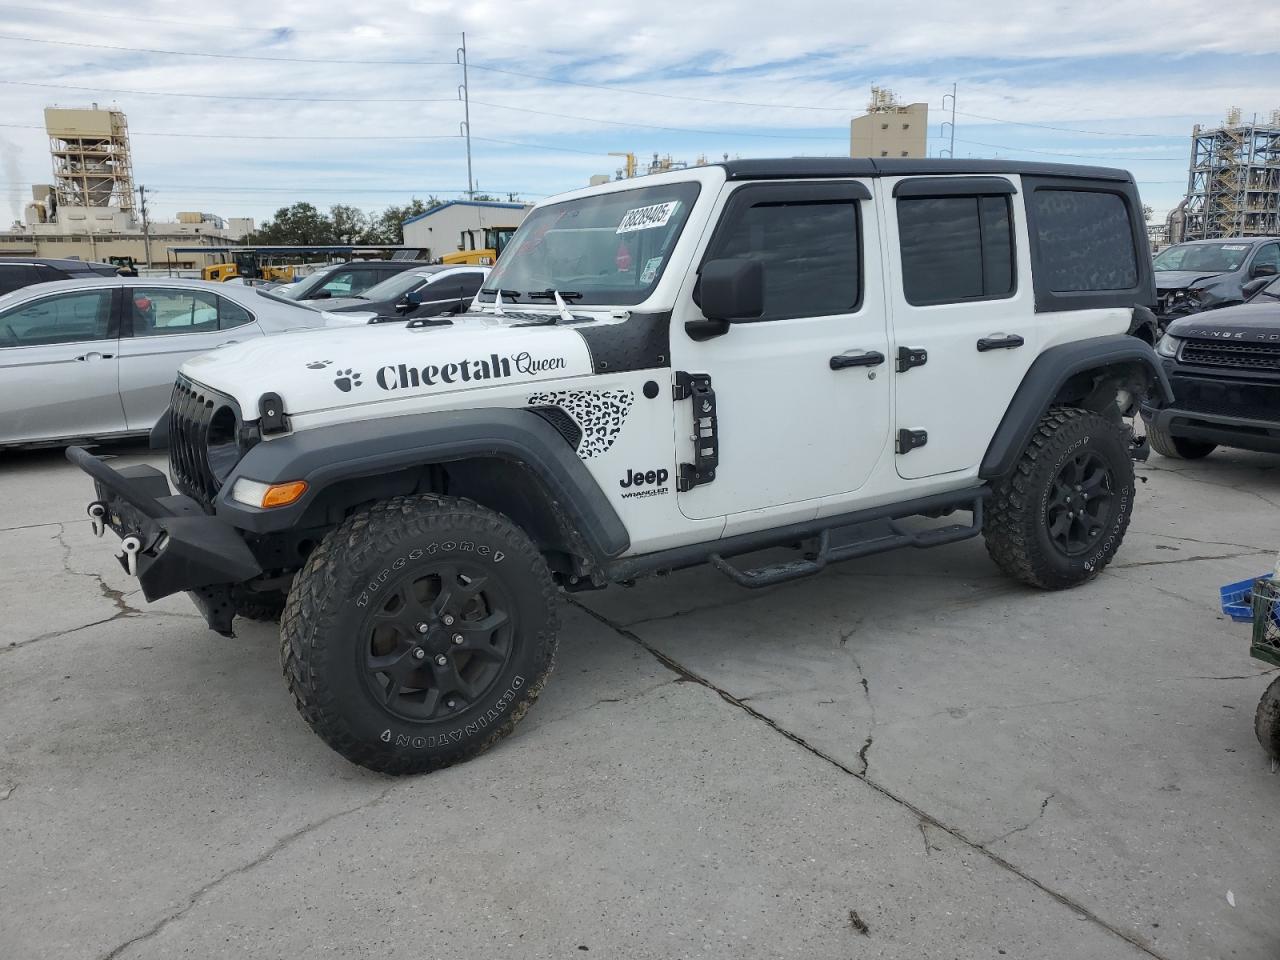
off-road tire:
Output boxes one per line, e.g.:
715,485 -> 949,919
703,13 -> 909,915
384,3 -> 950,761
280,494 -> 559,775
1141,414 -> 1216,460
984,407 -> 1135,589
1256,676 -> 1280,760
232,587 -> 286,622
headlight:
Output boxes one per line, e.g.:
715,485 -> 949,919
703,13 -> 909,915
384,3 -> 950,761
1155,335 -> 1182,358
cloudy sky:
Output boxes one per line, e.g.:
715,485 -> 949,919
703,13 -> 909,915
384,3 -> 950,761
1,0 -> 1278,227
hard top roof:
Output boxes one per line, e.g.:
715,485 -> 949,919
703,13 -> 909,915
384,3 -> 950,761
718,157 -> 1134,183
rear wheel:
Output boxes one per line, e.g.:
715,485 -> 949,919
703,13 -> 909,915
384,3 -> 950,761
280,494 -> 558,775
984,407 -> 1135,589
1142,414 -> 1216,460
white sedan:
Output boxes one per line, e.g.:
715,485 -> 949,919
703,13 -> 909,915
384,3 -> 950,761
0,276 -> 362,448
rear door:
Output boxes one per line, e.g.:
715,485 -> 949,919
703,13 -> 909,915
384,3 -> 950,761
885,176 -> 1038,479
116,286 -> 260,430
0,287 -> 124,444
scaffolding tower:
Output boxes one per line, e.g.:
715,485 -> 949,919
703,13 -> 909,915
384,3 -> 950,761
1183,108 -> 1280,240
44,105 -> 136,214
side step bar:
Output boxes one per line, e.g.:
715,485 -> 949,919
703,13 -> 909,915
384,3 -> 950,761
708,498 -> 984,589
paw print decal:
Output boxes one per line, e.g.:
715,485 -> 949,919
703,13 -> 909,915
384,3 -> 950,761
306,360 -> 333,370
333,369 -> 362,392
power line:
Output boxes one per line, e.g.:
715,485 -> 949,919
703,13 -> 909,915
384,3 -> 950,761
0,33 -> 453,65
469,62 -> 851,111
470,136 -> 605,157
470,98 -> 844,141
952,137 -> 1184,162
0,78 -> 456,104
954,109 -> 1181,140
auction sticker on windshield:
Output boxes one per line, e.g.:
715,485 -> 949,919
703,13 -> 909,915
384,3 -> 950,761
617,201 -> 679,234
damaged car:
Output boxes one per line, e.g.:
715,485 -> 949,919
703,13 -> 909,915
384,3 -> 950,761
1153,237 -> 1280,328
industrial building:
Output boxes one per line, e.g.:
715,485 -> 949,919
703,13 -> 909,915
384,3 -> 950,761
851,87 -> 928,159
0,105 -> 249,269
1180,108 -> 1280,240
401,199 -> 533,259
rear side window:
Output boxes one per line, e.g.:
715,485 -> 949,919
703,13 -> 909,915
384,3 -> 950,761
217,297 -> 253,329
898,195 -> 1014,305
1031,190 -> 1137,292
707,198 -> 861,320
0,265 -> 37,295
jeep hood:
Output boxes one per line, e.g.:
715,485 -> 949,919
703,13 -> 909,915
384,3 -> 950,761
1155,270 -> 1224,291
1166,300 -> 1280,339
180,313 -> 597,416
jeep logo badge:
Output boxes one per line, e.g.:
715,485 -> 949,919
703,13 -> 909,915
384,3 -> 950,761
620,468 -> 669,489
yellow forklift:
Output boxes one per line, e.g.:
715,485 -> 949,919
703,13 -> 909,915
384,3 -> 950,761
440,226 -> 517,267
202,251 -> 295,283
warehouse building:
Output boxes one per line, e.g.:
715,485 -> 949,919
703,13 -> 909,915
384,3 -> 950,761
402,200 -> 533,260
851,87 -> 928,159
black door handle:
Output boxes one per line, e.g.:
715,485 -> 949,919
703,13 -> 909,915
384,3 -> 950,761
976,334 -> 1025,352
830,350 -> 885,370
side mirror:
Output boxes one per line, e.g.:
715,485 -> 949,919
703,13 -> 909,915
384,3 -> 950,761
396,290 -> 424,314
1251,262 -> 1277,278
700,258 -> 765,321
1242,277 -> 1271,300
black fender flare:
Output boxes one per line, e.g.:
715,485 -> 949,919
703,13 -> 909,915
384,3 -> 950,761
979,334 -> 1173,479
213,408 -> 630,561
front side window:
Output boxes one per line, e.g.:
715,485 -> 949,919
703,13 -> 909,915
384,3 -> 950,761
315,270 -> 358,297
705,194 -> 861,321
130,287 -> 220,336
1251,243 -> 1280,274
480,181 -> 701,306
0,290 -> 112,347
898,195 -> 1014,305
1032,190 -> 1137,292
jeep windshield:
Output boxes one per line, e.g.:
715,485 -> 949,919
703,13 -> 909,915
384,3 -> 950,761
477,181 -> 701,307
1153,242 -> 1252,274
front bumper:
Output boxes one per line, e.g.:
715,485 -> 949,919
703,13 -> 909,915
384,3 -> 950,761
1141,403 -> 1280,454
66,445 -> 262,619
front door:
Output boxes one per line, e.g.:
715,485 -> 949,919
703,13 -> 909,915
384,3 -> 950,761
670,180 -> 891,521
884,178 -> 1038,479
0,288 -> 123,445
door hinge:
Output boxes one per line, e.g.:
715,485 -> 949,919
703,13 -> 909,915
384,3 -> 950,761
674,371 -> 718,491
896,346 -> 928,372
896,428 -> 928,454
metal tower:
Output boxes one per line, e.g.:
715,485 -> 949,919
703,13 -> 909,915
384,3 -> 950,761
44,105 -> 136,214
1183,108 -> 1280,240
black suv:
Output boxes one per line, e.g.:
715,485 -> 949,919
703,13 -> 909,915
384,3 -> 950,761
1142,274 -> 1280,458
0,257 -> 120,296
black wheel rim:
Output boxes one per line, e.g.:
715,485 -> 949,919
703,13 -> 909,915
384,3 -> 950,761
1045,450 -> 1115,557
359,563 -> 514,723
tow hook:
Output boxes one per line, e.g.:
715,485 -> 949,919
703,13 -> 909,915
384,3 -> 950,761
119,535 -> 142,577
1129,432 -> 1151,462
87,501 -> 107,538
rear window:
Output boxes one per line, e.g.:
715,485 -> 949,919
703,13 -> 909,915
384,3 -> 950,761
1031,190 -> 1137,293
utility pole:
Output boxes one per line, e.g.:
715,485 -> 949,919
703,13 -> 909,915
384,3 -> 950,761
137,184 -> 153,268
939,83 -> 957,158
457,32 -> 475,199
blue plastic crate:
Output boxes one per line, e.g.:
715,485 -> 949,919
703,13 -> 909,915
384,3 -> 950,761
1221,575 -> 1271,622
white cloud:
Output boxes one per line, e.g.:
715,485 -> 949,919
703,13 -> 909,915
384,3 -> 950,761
0,0 -> 1277,220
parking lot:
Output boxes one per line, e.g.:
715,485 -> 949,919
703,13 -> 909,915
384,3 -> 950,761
1,441 -> 1277,960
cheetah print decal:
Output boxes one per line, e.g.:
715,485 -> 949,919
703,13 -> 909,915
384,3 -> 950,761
527,389 -> 634,459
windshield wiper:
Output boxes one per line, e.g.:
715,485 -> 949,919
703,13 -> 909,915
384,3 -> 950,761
481,287 -> 521,300
526,289 -> 582,301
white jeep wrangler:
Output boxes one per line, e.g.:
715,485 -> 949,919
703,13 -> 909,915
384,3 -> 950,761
71,158 -> 1170,774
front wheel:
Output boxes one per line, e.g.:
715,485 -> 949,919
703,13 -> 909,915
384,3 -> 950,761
1256,676 -> 1280,760
1141,413 -> 1216,460
280,495 -> 559,775
984,407 -> 1135,589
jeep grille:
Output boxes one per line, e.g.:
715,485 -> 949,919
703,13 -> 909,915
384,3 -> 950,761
1181,339 -> 1280,372
169,375 -> 242,509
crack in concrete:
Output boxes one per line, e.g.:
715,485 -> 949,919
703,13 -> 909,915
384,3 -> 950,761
99,785 -> 397,960
0,518 -> 84,533
569,598 -> 1170,960
1113,549 -> 1270,570
987,793 -> 1055,846
1145,532 -> 1275,553
1155,668 -> 1280,682
1139,464 -> 1280,511
53,522 -> 141,617
3,612 -> 133,654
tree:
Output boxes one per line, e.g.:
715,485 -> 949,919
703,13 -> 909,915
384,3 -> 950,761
329,204 -> 373,243
366,196 -> 444,245
246,202 -> 335,246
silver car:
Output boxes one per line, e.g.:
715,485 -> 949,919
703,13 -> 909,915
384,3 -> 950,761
0,277 -> 359,447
